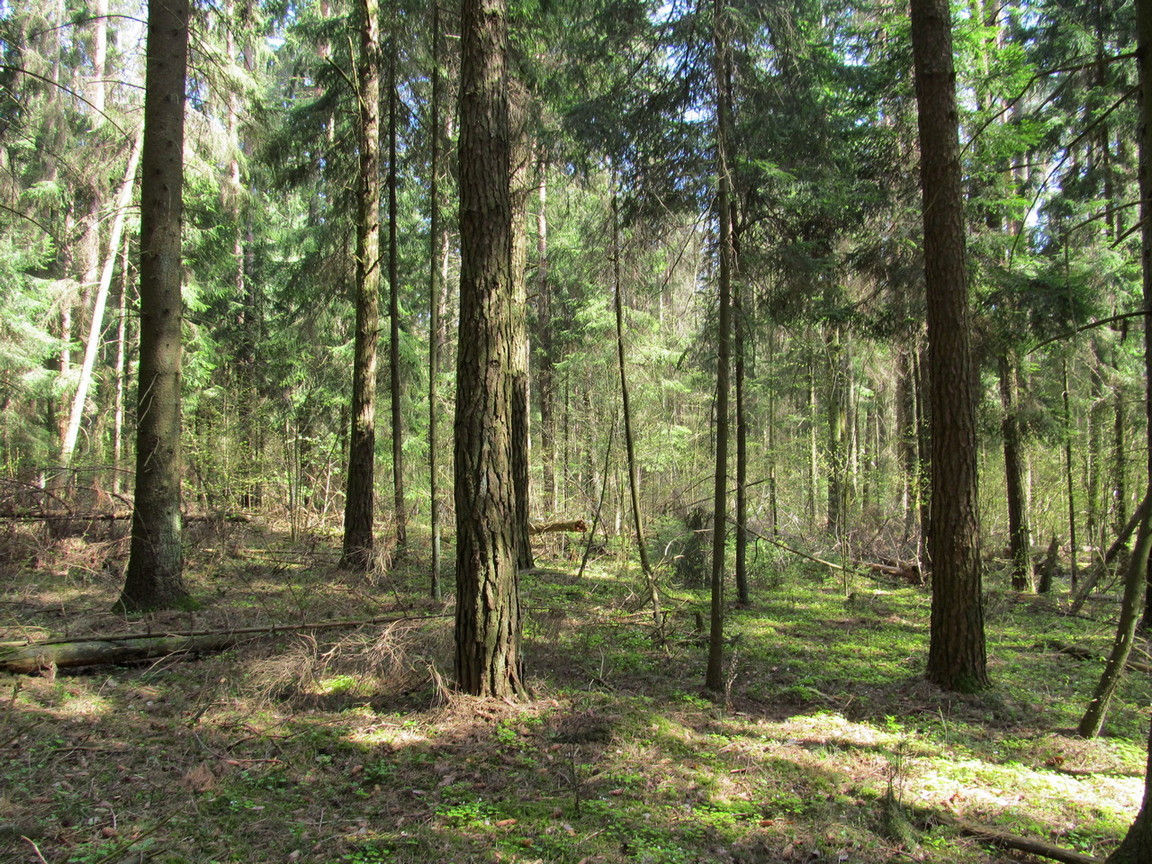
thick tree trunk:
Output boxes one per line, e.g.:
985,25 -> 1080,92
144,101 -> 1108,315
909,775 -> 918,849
454,0 -> 523,699
115,0 -> 192,613
910,0 -> 988,691
340,0 -> 382,571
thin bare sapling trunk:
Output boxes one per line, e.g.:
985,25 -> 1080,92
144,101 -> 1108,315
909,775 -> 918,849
610,179 -> 660,634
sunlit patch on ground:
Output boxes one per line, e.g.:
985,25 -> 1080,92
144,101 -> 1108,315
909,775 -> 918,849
0,522 -> 1148,863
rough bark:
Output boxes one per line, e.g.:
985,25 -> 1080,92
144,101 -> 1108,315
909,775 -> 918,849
454,0 -> 523,699
910,0 -> 988,691
115,0 -> 193,613
340,0 -> 382,571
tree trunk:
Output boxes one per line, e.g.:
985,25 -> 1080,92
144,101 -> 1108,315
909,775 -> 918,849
454,0 -> 523,699
1106,1 -> 1152,851
1087,340 -> 1105,554
611,180 -> 660,631
915,344 -> 931,566
534,159 -> 557,515
112,242 -> 128,496
387,35 -> 407,550
1109,720 -> 1152,862
766,326 -> 779,537
826,323 -> 848,539
898,347 -> 917,539
1063,357 -> 1080,591
1112,371 -> 1128,535
340,0 -> 382,572
61,134 -> 142,469
1078,510 -> 1152,737
1081,0 -> 1152,742
115,0 -> 192,613
509,78 -> 534,572
734,247 -> 749,606
807,352 -> 819,529
428,0 -> 443,599
910,0 -> 988,691
998,356 -> 1033,591
707,0 -> 734,692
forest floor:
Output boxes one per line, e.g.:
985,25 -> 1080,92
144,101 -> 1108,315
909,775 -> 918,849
0,515 -> 1149,864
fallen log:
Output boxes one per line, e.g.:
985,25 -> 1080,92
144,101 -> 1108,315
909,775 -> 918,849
930,811 -> 1103,864
529,519 -> 587,534
0,612 -> 451,674
1044,640 -> 1152,675
864,561 -> 923,583
0,634 -> 242,674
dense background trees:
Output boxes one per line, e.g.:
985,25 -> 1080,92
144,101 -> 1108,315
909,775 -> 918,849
0,0 -> 1149,694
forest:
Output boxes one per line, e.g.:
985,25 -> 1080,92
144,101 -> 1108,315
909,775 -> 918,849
4,0 -> 1152,860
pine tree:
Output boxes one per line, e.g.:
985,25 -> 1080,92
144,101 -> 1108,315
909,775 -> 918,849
116,0 -> 193,613
454,0 -> 523,698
